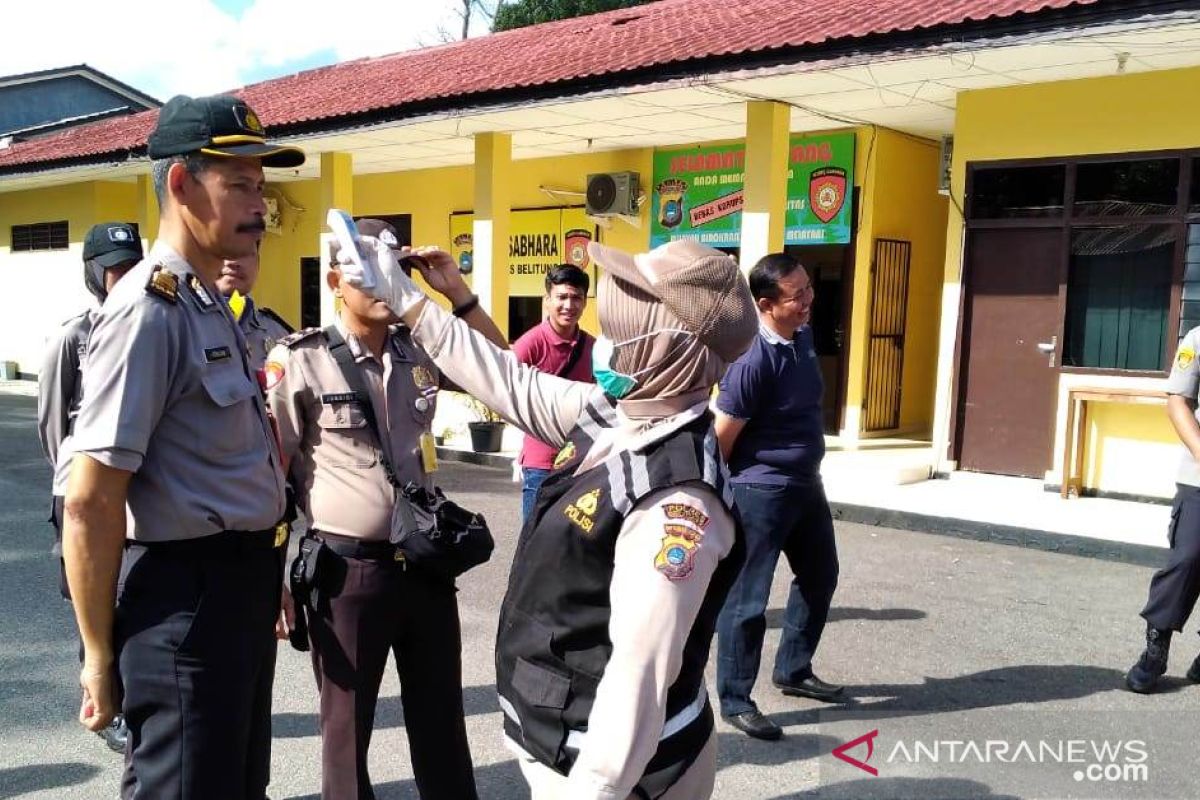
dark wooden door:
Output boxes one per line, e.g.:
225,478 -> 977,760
957,228 -> 1063,477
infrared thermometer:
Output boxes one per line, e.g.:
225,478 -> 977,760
326,209 -> 377,290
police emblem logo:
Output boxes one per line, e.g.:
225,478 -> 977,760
108,226 -> 133,243
564,488 -> 601,534
233,105 -> 266,135
412,367 -> 436,393
1176,346 -> 1195,372
379,229 -> 399,247
655,523 -> 703,581
552,441 -> 576,470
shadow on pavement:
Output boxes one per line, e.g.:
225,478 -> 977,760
770,776 -> 1020,799
281,756 -> 527,799
767,606 -> 928,629
717,731 -> 842,769
772,664 -> 1126,728
274,683 -> 500,739
0,762 -> 102,799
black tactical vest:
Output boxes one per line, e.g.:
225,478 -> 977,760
496,392 -> 744,795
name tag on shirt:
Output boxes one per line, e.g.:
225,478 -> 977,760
420,432 -> 439,473
321,392 -> 360,404
204,346 -> 232,362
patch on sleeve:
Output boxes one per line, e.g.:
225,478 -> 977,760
662,503 -> 710,531
655,522 -> 704,581
1176,346 -> 1195,372
552,441 -> 577,470
261,360 -> 285,390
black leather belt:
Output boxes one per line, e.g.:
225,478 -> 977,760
310,530 -> 405,564
130,528 -> 281,554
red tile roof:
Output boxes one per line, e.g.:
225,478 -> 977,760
0,0 -> 1101,173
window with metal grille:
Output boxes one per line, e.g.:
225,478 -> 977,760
12,221 -> 69,252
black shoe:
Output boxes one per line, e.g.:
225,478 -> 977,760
1125,625 -> 1172,694
723,709 -> 782,741
98,714 -> 128,754
774,674 -> 845,703
1187,652 -> 1200,683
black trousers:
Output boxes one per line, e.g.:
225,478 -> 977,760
1142,483 -> 1200,632
307,538 -> 478,800
116,533 -> 282,800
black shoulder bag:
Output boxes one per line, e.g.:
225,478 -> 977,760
323,326 -> 494,581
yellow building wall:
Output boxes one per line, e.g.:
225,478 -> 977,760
257,180 -> 322,327
0,180 -> 140,371
844,128 -> 948,438
938,65 -> 1200,496
351,148 -> 655,337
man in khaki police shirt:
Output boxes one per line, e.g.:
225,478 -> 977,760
266,219 -> 503,799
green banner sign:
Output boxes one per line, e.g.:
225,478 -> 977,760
650,132 -> 855,248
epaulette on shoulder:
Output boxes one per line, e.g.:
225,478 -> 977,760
278,327 -> 323,348
145,265 -> 179,304
260,306 -> 295,334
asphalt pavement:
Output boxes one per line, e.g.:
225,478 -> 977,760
1,390 -> 1198,799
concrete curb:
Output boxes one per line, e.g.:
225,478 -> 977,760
830,501 -> 1165,568
436,446 -> 514,471
433,448 -> 1167,568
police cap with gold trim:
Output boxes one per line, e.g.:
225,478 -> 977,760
147,94 -> 305,168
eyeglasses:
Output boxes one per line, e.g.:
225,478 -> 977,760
776,285 -> 814,305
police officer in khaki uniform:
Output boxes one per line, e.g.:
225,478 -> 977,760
217,249 -> 294,368
37,221 -> 141,754
1127,326 -> 1200,692
62,93 -> 304,800
266,219 -> 489,800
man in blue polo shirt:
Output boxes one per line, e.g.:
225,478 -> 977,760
714,251 -> 842,740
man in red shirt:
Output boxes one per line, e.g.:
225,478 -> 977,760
512,264 -> 595,518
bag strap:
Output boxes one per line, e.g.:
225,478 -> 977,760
323,325 -> 419,537
556,332 -> 586,378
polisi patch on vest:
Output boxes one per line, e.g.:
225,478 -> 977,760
655,522 -> 703,581
663,503 -> 710,530
564,487 -> 601,534
204,346 -> 232,362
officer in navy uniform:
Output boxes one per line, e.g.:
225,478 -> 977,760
62,93 -> 304,800
37,221 -> 141,754
340,235 -> 758,799
216,249 -> 294,368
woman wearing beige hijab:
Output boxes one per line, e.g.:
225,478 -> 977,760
340,234 -> 757,800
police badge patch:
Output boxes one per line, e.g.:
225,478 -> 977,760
1177,346 -> 1195,372
655,523 -> 703,581
553,441 -> 576,470
262,361 -> 285,390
